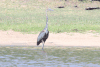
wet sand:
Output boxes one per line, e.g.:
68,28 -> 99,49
0,30 -> 100,47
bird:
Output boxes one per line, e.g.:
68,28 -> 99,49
37,9 -> 53,50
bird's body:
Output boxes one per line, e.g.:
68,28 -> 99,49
37,9 -> 52,49
37,28 -> 49,46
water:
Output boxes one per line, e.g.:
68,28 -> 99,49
0,46 -> 100,67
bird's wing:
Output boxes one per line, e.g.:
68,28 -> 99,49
47,31 -> 49,37
37,31 -> 46,42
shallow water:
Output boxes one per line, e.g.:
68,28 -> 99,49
0,46 -> 100,67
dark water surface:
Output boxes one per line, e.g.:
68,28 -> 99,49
0,46 -> 100,67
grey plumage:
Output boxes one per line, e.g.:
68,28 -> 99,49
37,9 -> 50,49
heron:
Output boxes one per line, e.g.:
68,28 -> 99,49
37,8 -> 53,50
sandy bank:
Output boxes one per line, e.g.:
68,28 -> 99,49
0,30 -> 100,47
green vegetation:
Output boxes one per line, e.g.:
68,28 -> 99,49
0,0 -> 100,33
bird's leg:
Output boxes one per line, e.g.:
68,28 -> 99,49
42,40 -> 44,50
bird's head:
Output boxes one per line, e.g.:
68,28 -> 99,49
47,8 -> 53,11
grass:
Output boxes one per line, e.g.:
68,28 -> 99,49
0,0 -> 100,33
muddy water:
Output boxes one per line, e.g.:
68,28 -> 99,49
0,46 -> 100,67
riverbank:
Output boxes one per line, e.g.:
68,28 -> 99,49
0,30 -> 100,47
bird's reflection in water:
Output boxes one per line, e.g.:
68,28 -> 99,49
41,49 -> 48,59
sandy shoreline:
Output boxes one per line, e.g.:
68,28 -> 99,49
0,30 -> 100,47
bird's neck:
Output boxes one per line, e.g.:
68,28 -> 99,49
45,10 -> 48,29
45,23 -> 48,29
46,10 -> 48,24
46,18 -> 48,28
